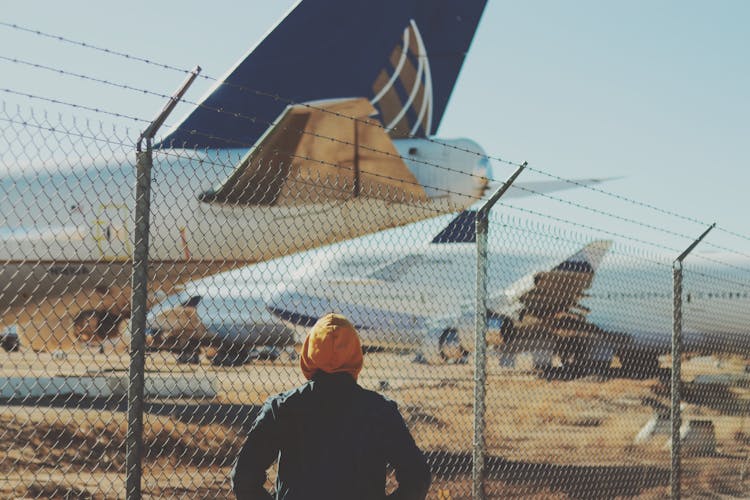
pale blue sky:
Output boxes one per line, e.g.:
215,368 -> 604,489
1,1 -> 749,258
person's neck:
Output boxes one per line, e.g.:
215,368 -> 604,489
311,371 -> 356,385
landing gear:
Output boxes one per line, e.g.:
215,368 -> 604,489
176,341 -> 201,365
544,339 -> 614,379
73,310 -> 123,344
439,328 -> 468,364
74,310 -> 100,343
1,331 -> 19,352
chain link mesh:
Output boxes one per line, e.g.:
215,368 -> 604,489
1,100 -> 749,500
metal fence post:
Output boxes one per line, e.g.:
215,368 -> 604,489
474,162 -> 526,499
125,67 -> 200,500
125,144 -> 153,499
671,223 -> 715,500
671,259 -> 683,500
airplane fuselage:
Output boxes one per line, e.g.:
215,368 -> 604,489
1,138 -> 488,308
268,244 -> 750,362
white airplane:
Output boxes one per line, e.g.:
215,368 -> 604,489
141,205 -> 610,366
1,0 -> 611,353
265,210 -> 750,377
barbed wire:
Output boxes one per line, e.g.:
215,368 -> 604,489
687,268 -> 750,293
0,54 -> 497,185
7,93 -> 750,283
5,21 -> 750,253
507,183 -> 750,262
3,21 -> 750,250
490,212 -> 750,300
487,217 -> 750,305
489,215 -> 673,273
0,115 -> 132,151
4,62 -> 746,268
0,21 -> 190,75
0,88 -> 148,124
1,106 -> 480,214
0,93 -> 480,210
495,201 -> 750,279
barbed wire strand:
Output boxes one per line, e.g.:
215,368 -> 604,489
5,70 -> 750,269
493,202 -> 750,279
3,20 -> 748,246
1,112 -> 475,216
7,88 -> 750,281
0,54 -> 496,187
1,88 -> 148,124
7,108 -> 750,294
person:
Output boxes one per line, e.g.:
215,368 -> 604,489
231,313 -> 431,499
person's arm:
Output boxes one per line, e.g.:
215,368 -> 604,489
231,399 -> 280,500
384,401 -> 431,500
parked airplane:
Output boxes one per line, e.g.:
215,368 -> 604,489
266,210 -> 750,377
141,204 -> 611,366
1,0 -> 495,351
2,0 -> 615,354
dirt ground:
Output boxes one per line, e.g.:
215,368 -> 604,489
1,349 -> 749,499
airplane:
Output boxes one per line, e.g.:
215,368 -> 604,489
139,210 -> 602,365
140,204 -> 613,366
265,209 -> 750,378
1,0 -> 613,355
1,0 -> 488,351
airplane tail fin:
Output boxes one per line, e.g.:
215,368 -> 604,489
160,0 -> 488,149
431,210 -> 477,244
554,240 -> 612,274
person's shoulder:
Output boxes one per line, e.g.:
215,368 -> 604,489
264,380 -> 315,411
356,386 -> 400,414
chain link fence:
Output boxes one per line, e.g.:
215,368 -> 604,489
2,94 -> 750,500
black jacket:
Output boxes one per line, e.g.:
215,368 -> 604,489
231,372 -> 431,499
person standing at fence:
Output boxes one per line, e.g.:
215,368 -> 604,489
231,313 -> 431,499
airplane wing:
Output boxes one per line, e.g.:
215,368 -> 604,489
498,240 -> 612,323
198,97 -> 428,206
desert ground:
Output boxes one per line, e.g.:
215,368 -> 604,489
1,348 -> 748,499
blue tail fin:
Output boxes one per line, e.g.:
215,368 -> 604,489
431,210 -> 477,244
161,0 -> 487,149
